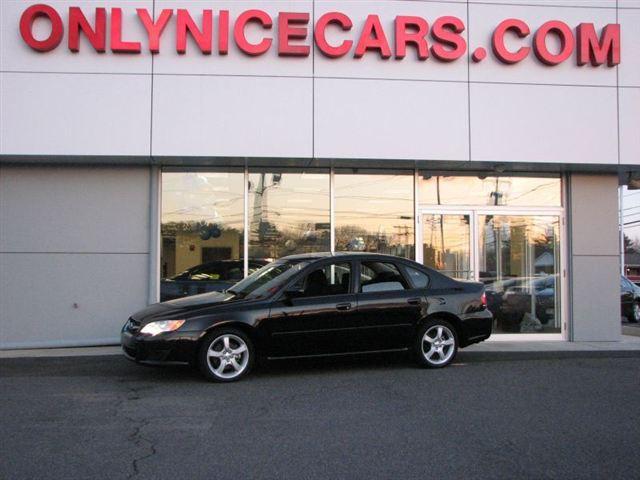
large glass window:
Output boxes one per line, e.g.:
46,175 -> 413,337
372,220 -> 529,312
422,214 -> 472,279
479,215 -> 561,334
335,172 -> 414,258
161,172 -> 245,301
248,170 -> 330,260
419,175 -> 561,207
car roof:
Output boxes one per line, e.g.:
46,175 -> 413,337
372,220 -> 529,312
279,252 -> 414,262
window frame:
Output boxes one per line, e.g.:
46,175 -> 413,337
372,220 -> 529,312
277,259 -> 356,300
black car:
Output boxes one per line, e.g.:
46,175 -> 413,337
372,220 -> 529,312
621,276 -> 640,323
122,253 -> 493,382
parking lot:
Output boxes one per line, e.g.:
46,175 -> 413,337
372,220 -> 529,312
1,351 -> 639,480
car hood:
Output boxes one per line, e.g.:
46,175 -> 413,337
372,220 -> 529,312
130,291 -> 243,324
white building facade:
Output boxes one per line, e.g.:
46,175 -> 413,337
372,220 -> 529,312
1,0 -> 639,348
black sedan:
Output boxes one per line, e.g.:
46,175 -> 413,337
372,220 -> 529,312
621,276 -> 640,323
122,253 -> 493,382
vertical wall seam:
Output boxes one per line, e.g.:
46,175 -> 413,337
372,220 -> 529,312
616,0 -> 621,166
147,0 -> 158,305
311,0 -> 316,164
149,0 -> 156,160
466,1 -> 472,162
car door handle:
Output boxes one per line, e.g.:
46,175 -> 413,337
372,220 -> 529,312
336,302 -> 352,311
407,298 -> 422,306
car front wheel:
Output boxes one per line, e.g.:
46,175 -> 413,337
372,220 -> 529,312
199,328 -> 254,382
415,319 -> 458,368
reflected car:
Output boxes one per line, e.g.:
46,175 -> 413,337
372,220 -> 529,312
621,276 -> 640,323
160,260 -> 268,301
122,253 -> 493,382
485,276 -> 557,333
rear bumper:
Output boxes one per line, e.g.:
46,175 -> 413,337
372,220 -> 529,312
121,329 -> 202,364
459,309 -> 493,347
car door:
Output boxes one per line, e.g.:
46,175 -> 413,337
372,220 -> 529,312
353,260 -> 424,351
265,260 -> 359,358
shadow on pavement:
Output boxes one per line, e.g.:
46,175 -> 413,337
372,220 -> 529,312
1,349 -> 638,384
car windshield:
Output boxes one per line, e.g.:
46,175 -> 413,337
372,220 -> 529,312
227,260 -> 310,299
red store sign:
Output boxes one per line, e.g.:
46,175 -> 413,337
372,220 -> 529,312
19,4 -> 621,67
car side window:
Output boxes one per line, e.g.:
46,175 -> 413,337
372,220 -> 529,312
359,262 -> 409,293
404,266 -> 430,289
292,262 -> 352,298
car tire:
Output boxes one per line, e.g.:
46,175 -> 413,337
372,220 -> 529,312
415,319 -> 458,369
198,328 -> 254,382
631,302 -> 640,323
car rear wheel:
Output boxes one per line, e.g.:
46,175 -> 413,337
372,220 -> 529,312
415,319 -> 458,368
198,328 -> 254,382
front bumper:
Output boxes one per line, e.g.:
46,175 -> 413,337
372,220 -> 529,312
121,328 -> 202,364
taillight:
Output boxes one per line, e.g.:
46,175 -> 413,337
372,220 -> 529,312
481,292 -> 487,308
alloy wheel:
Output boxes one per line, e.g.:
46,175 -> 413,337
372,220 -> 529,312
206,334 -> 250,380
421,325 -> 456,365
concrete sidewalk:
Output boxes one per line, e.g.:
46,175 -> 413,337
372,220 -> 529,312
2,335 -> 640,359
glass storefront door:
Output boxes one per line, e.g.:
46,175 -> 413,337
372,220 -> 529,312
421,213 -> 473,280
419,209 -> 564,337
478,215 -> 561,334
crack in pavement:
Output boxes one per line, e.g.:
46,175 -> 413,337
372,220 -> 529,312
114,381 -> 159,480
126,418 -> 158,480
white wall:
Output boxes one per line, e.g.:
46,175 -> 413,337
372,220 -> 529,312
569,174 -> 621,342
0,166 -> 151,348
0,0 -> 637,166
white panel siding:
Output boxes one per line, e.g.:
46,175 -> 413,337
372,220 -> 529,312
469,0 -> 617,7
152,74 -> 312,157
620,87 -> 640,165
153,0 -> 312,77
469,82 -> 618,164
619,8 -> 640,87
0,0 -> 153,74
0,253 -> 148,348
468,3 -> 617,87
314,78 -> 469,161
0,72 -> 152,156
314,0 -> 468,83
0,166 -> 150,253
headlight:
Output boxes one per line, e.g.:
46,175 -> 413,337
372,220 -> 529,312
140,320 -> 185,336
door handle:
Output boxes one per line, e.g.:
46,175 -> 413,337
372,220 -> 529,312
407,298 -> 422,306
336,302 -> 352,311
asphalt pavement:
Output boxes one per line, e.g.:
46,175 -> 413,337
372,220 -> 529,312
1,350 -> 639,480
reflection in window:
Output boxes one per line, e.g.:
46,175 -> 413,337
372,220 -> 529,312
419,175 -> 561,207
161,172 -> 245,301
360,261 -> 409,293
422,214 -> 472,279
248,171 -> 330,260
335,172 -> 414,258
404,266 -> 430,289
292,262 -> 352,297
479,215 -> 561,334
